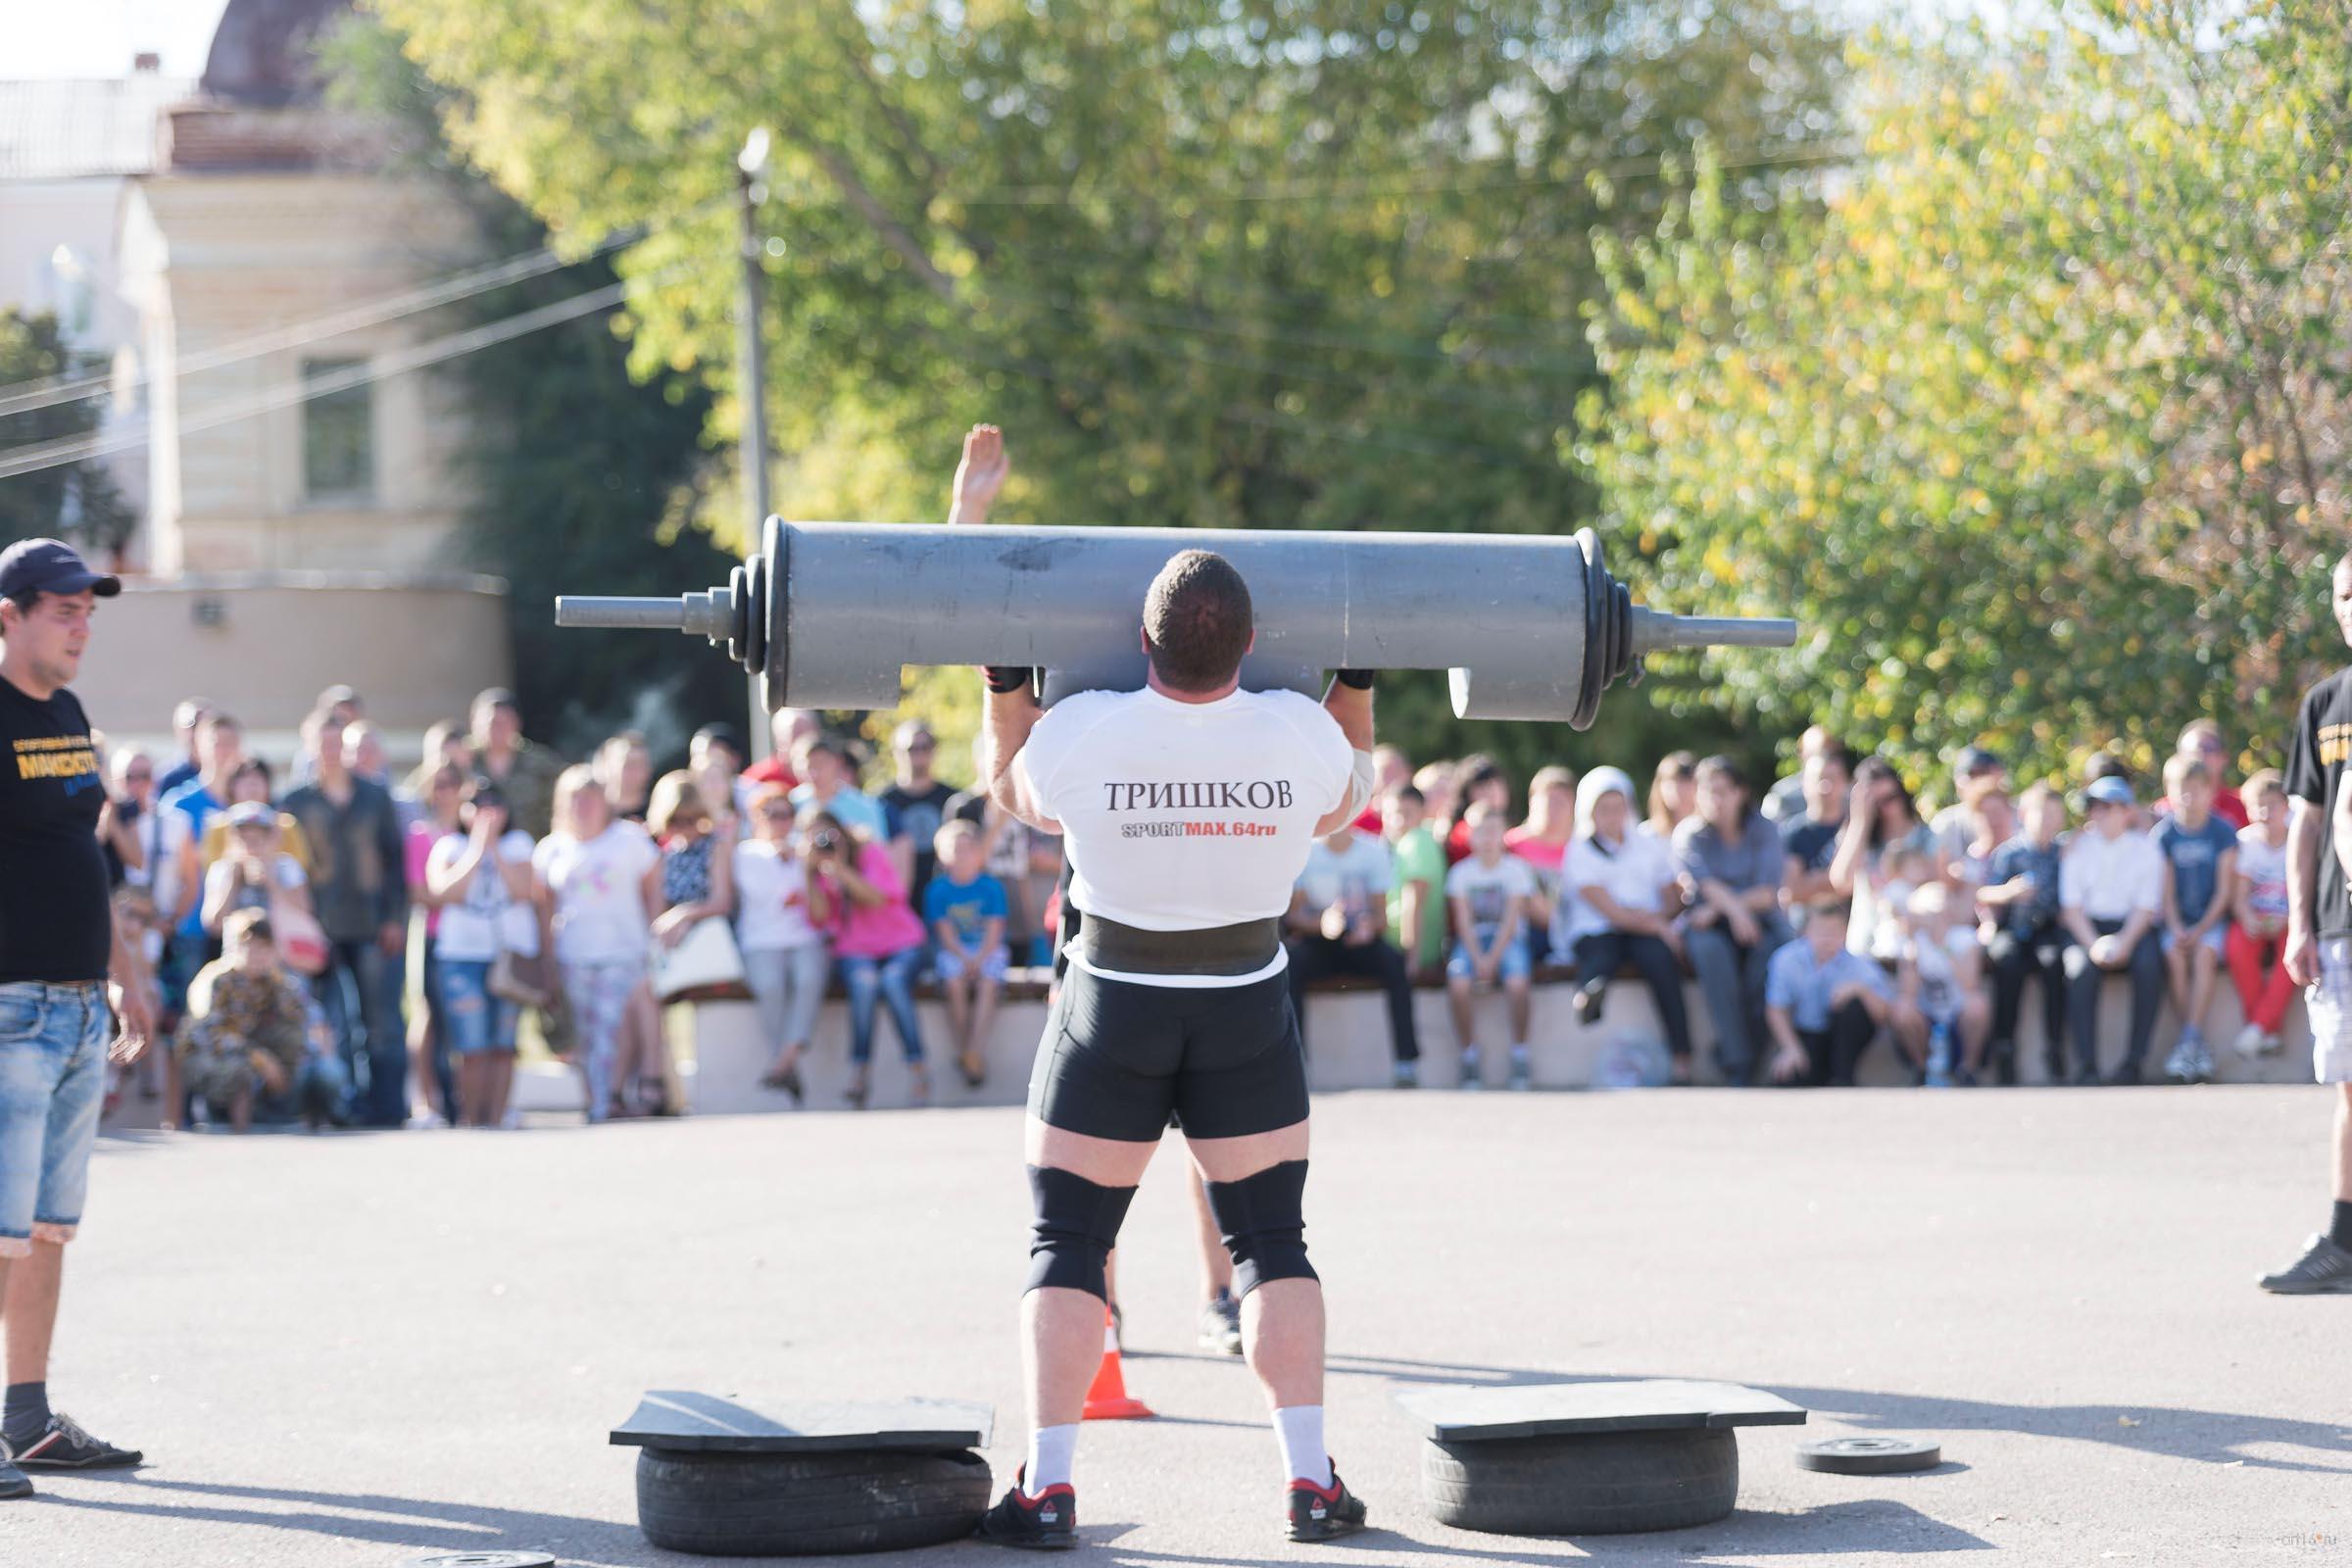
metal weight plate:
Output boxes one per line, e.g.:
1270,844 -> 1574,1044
1795,1436 -> 1943,1475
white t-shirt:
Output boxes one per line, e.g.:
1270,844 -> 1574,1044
1297,832 -> 1394,921
1903,923 -> 1978,1022
533,821 -> 659,966
2059,829 -> 2164,922
734,838 -> 822,952
1557,831 -> 1676,948
2236,825 -> 2288,924
1014,686 -> 1352,984
429,830 -> 540,963
1446,854 -> 1538,937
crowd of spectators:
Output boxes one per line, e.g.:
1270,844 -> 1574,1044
83,677 -> 2308,1126
1276,720 -> 2304,1092
90,685 -> 1072,1129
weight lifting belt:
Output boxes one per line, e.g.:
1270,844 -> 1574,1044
1073,911 -> 1281,979
1025,1164 -> 1138,1300
1203,1159 -> 1317,1299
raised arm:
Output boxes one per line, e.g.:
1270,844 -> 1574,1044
1311,673 -> 1376,837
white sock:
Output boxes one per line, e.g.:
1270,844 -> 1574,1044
1024,1423 -> 1078,1494
1274,1405 -> 1332,1488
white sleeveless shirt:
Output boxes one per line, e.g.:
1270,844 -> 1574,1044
1014,686 -> 1353,985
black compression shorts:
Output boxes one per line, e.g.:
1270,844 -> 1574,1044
1027,963 -> 1308,1142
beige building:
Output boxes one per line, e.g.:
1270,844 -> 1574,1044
0,0 -> 509,760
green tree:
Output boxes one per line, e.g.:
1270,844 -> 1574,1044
1588,2 -> 2352,792
0,309 -> 135,557
321,15 -> 747,760
367,0 -> 1845,790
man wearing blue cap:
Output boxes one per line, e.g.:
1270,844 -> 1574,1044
0,538 -> 155,1497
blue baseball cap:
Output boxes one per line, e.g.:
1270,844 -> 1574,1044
2083,775 -> 2135,808
0,538 -> 121,604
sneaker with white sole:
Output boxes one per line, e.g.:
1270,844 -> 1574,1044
3,1412 -> 142,1470
1198,1291 -> 1243,1356
1457,1048 -> 1482,1091
2163,1035 -> 2207,1084
0,1457 -> 30,1500
2231,1022 -> 2268,1058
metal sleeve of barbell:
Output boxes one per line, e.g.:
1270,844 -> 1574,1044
553,596 -> 691,630
1629,609 -> 1799,654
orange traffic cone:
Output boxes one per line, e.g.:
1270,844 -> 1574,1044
1081,1305 -> 1154,1420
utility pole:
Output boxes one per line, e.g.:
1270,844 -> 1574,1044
736,126 -> 774,759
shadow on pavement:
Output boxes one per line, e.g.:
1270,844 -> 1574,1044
29,1474 -> 659,1568
1316,1349 -> 2352,1477
1101,1499 -> 1989,1562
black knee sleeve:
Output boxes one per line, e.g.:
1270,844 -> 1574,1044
1203,1159 -> 1316,1299
1025,1164 -> 1137,1300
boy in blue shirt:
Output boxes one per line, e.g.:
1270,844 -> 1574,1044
1764,898 -> 1895,1087
924,819 -> 1009,1088
2155,755 -> 2237,1083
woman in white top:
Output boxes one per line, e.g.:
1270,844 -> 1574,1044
427,777 -> 538,1127
1558,767 -> 1693,1078
1832,757 -> 1941,958
734,782 -> 833,1102
533,765 -> 662,1122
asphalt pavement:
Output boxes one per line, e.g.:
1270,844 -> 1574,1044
7,1084 -> 2349,1566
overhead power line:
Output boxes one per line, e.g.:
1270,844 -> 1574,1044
0,195 -> 728,421
0,261 -> 710,485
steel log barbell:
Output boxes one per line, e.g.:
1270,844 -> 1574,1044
555,517 -> 1794,729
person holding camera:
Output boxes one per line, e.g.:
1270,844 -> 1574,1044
199,802 -> 313,941
428,778 -> 539,1128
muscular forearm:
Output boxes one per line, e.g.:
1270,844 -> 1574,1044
1321,678 -> 1374,753
981,687 -> 1045,819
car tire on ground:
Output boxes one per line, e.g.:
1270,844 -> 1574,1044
634,1446 -> 991,1556
1423,1426 -> 1739,1536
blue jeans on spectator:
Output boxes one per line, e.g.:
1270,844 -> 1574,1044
254,1052 -> 353,1127
839,948 -> 925,1065
437,958 -> 520,1055
1684,911 -> 1795,1085
419,944 -> 457,1117
0,981 -> 109,1258
315,936 -> 407,1128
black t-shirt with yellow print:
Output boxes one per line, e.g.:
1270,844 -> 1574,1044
2286,666 -> 2352,941
0,674 -> 111,982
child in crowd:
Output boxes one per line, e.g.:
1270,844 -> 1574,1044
736,784 -> 830,1102
1506,765 -> 1576,956
2154,755 -> 2237,1083
925,819 -> 1009,1089
2060,775 -> 2167,1083
2228,769 -> 2294,1057
176,909 -> 345,1131
1980,781 -> 2070,1083
1445,803 -> 1538,1090
1892,882 -> 1988,1087
1764,898 -> 1894,1087
1382,784 -> 1449,978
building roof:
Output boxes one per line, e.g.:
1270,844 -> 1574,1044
0,75 -> 198,180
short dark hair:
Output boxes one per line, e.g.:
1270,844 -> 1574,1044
1389,784 -> 1425,808
1142,550 -> 1252,693
1694,755 -> 1747,794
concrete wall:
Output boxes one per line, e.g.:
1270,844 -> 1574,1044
633,972 -> 2321,1119
70,571 -> 510,760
